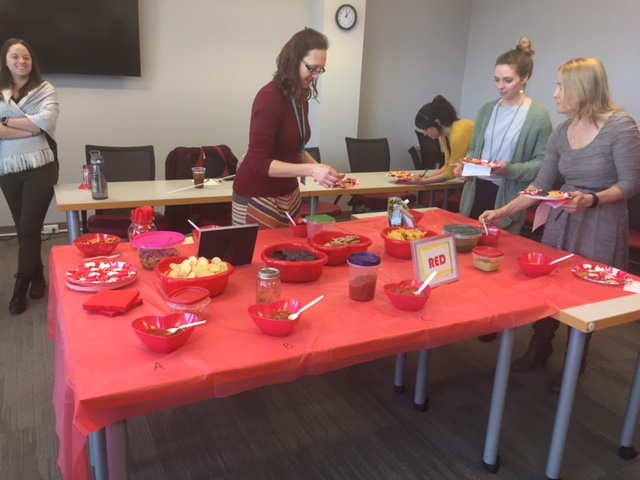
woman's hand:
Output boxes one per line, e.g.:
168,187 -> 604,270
479,208 -> 507,226
311,164 -> 341,188
561,191 -> 593,213
490,161 -> 508,176
452,163 -> 467,181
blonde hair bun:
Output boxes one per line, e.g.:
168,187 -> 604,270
516,37 -> 535,57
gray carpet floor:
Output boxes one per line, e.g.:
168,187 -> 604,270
1,232 -> 640,480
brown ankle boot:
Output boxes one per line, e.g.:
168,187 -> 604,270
548,331 -> 592,393
512,317 -> 559,372
9,273 -> 31,315
29,262 -> 46,299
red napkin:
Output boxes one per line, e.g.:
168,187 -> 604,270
83,289 -> 142,316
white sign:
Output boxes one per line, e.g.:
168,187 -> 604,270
411,233 -> 459,287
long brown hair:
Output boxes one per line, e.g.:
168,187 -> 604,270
274,28 -> 328,101
0,38 -> 44,96
495,37 -> 535,85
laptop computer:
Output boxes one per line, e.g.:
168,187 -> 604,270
196,224 -> 259,266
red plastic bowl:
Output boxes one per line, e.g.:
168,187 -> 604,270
261,243 -> 328,282
381,227 -> 438,259
155,255 -> 234,296
477,225 -> 502,246
248,299 -> 303,336
289,219 -> 308,238
517,252 -> 557,277
131,313 -> 199,353
383,280 -> 431,311
309,231 -> 372,266
73,233 -> 121,256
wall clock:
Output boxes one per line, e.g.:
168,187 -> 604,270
336,4 -> 357,30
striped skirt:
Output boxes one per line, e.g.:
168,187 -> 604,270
232,190 -> 302,229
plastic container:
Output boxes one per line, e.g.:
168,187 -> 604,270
347,252 -> 381,302
381,227 -> 438,259
289,218 -> 308,237
383,280 -> 431,311
261,243 -> 328,282
306,214 -> 335,241
309,231 -> 372,266
165,286 -> 211,320
256,268 -> 282,304
132,231 -> 185,270
477,225 -> 502,246
443,224 -> 483,253
248,299 -> 303,337
131,313 -> 198,354
73,233 -> 120,257
472,247 -> 504,272
155,255 -> 234,296
517,252 -> 556,277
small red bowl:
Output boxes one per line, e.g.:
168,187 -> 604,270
261,243 -> 328,282
289,219 -> 308,237
383,280 -> 431,311
73,233 -> 121,256
131,313 -> 199,353
248,299 -> 303,336
517,252 -> 557,277
477,225 -> 502,246
381,227 -> 438,259
156,255 -> 234,296
309,231 -> 372,266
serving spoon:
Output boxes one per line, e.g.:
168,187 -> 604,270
285,211 -> 297,226
550,253 -> 575,265
164,319 -> 207,334
414,271 -> 437,295
288,295 -> 324,320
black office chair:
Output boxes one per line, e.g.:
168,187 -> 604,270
83,145 -> 168,237
415,130 -> 444,170
300,147 -> 343,218
345,137 -> 416,212
408,146 -> 422,170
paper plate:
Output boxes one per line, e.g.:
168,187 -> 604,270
66,260 -> 137,286
461,158 -> 499,168
65,275 -> 137,292
519,189 -> 571,201
571,263 -> 631,286
335,177 -> 359,189
387,171 -> 414,179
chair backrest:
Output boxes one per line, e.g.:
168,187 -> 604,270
415,131 -> 444,170
85,144 -> 156,216
306,146 -> 321,163
408,146 -> 421,170
345,137 -> 390,172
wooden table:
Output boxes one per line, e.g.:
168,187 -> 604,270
54,172 -> 463,242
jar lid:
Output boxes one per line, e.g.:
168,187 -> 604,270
472,246 -> 504,258
132,231 -> 185,249
443,224 -> 483,238
166,286 -> 210,304
348,252 -> 381,267
306,214 -> 335,224
258,267 -> 280,280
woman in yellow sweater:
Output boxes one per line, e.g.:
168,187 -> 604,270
412,95 -> 474,184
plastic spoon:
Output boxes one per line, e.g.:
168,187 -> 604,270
550,253 -> 575,265
187,219 -> 200,231
414,271 -> 437,295
288,295 -> 324,320
285,211 -> 297,226
165,320 -> 207,334
480,217 -> 489,235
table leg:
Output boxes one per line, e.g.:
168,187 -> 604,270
89,430 -> 108,480
66,211 -> 81,243
393,353 -> 407,393
482,327 -> 515,473
545,328 -> 586,480
310,197 -> 318,216
414,349 -> 431,411
619,348 -> 640,460
106,420 -> 128,480
442,191 -> 449,211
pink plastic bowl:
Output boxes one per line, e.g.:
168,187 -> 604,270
155,255 -> 234,296
248,299 -> 303,336
309,231 -> 373,266
517,252 -> 557,277
381,227 -> 438,259
131,313 -> 199,353
477,225 -> 502,246
289,219 -> 308,237
383,280 -> 431,311
261,243 -> 328,282
73,233 -> 121,256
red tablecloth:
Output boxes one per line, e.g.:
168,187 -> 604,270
49,210 -> 636,480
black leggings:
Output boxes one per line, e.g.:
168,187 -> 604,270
469,178 -> 499,220
0,162 -> 59,276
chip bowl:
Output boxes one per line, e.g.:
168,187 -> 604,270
309,231 -> 372,266
381,227 -> 438,259
248,299 -> 303,336
131,313 -> 199,353
155,255 -> 234,296
261,243 -> 328,282
383,280 -> 431,311
517,251 -> 557,277
73,233 -> 121,256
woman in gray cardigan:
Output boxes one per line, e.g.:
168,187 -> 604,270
456,38 -> 552,234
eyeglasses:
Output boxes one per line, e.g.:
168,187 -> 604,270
302,60 -> 326,76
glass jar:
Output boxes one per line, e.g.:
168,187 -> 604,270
128,217 -> 157,243
256,268 -> 281,304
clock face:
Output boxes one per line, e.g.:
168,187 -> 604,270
336,4 -> 357,30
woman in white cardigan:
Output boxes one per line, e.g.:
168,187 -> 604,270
0,38 -> 59,315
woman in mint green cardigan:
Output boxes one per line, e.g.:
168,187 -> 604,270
457,38 -> 552,234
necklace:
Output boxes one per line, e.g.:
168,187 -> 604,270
290,98 -> 306,155
488,97 -> 525,160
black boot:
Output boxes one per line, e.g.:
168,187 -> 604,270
9,273 -> 31,315
29,262 -> 46,299
548,331 -> 592,393
512,317 -> 559,372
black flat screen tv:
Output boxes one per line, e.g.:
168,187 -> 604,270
0,0 -> 141,77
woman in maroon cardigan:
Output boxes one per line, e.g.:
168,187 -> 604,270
232,28 -> 341,228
